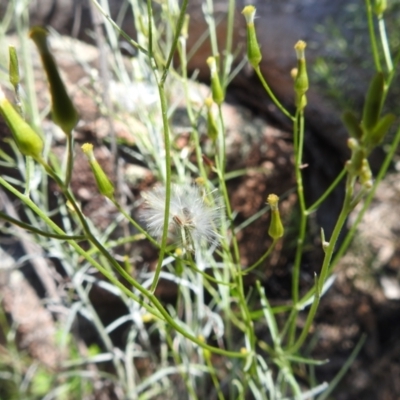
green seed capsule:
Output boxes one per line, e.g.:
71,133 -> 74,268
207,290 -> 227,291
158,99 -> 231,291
266,194 -> 284,240
30,27 -> 79,135
0,89 -> 43,161
9,46 -> 20,89
81,143 -> 114,200
294,41 -> 308,110
242,6 -> 262,68
207,57 -> 224,105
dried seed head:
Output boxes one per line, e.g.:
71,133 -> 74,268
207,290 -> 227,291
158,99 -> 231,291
141,183 -> 222,250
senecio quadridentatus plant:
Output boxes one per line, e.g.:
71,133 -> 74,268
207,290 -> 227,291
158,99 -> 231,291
0,0 -> 398,397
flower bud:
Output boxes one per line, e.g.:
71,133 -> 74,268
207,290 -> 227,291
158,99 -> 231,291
30,27 -> 79,135
350,148 -> 366,173
205,97 -> 218,141
374,0 -> 387,16
266,194 -> 284,240
9,46 -> 20,89
206,57 -> 224,105
241,6 -> 262,68
294,41 -> 309,110
360,159 -> 373,189
81,143 -> 114,200
0,88 -> 43,161
347,138 -> 359,151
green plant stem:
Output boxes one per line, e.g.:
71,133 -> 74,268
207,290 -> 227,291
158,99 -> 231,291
1,181 -> 127,383
0,172 -> 248,359
24,156 -> 33,196
242,240 -> 277,275
205,354 -> 225,400
15,3 -> 40,130
89,0 -> 147,55
64,132 -> 74,187
161,0 -> 188,85
177,35 -> 209,184
291,110 -> 307,306
254,66 -> 295,121
307,168 -> 346,213
0,210 -> 84,240
221,0 -> 235,86
317,334 -> 367,400
288,174 -> 354,354
204,0 -> 219,56
378,16 -> 393,73
149,80 -> 172,293
148,0 -> 189,293
365,0 -> 382,72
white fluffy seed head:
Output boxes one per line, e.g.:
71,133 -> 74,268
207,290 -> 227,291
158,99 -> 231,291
141,183 -> 222,250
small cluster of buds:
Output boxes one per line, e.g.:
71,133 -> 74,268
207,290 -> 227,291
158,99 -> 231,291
343,72 -> 395,188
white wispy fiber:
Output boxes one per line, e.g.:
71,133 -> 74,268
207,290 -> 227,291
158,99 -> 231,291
141,183 -> 222,250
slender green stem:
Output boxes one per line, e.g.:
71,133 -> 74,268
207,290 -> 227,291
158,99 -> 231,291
291,111 -> 307,306
204,0 -> 219,56
378,16 -> 393,73
64,132 -> 74,187
149,80 -> 172,293
307,168 -> 346,213
365,0 -> 382,72
221,0 -> 235,86
254,67 -> 295,121
289,192 -> 351,357
205,354 -> 225,400
161,0 -> 189,85
24,156 -> 33,196
0,211 -> 84,240
89,0 -> 147,55
177,34 -> 209,184
242,240 -> 277,275
0,173 -> 248,359
317,335 -> 367,400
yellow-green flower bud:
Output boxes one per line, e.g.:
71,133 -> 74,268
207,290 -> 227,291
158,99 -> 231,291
9,46 -> 20,89
205,97 -> 218,141
241,6 -> 262,68
206,57 -> 224,105
30,27 -> 79,135
347,139 -> 365,172
81,143 -> 114,200
0,88 -> 43,161
294,41 -> 309,110
266,194 -> 284,240
360,159 -> 373,189
374,0 -> 387,16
